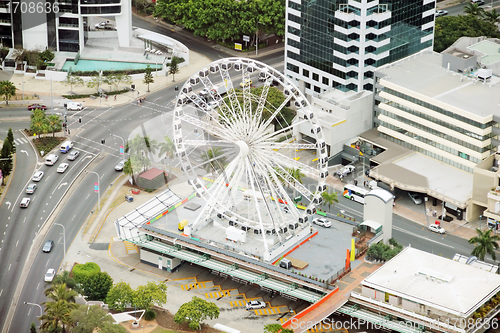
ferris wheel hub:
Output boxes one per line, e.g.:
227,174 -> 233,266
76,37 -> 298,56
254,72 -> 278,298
236,140 -> 250,157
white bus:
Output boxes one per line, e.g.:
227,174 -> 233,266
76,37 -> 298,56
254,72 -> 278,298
343,184 -> 369,204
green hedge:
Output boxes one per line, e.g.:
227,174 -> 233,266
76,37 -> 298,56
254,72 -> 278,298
69,67 -> 162,76
72,262 -> 101,284
62,89 -> 130,99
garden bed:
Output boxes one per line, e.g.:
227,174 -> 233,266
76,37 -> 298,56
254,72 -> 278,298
24,130 -> 65,156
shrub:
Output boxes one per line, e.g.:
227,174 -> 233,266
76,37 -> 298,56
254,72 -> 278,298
144,309 -> 157,321
72,262 -> 101,284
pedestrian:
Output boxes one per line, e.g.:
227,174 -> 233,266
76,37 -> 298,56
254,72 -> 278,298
433,209 -> 437,217
354,179 -> 358,186
68,129 -> 70,135
114,95 -> 117,101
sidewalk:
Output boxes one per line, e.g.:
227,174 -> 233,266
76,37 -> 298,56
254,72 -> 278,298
437,0 -> 465,8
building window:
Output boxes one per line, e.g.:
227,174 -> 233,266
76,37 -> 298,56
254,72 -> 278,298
287,63 -> 299,73
305,82 -> 311,89
303,69 -> 309,78
314,86 -> 321,93
322,77 -> 329,85
313,73 -> 319,81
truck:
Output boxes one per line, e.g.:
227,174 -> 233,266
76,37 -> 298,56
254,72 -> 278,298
60,141 -> 73,153
66,102 -> 83,111
211,83 -> 228,97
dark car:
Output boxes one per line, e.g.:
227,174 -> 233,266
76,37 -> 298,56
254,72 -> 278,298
43,240 -> 54,253
28,104 -> 47,110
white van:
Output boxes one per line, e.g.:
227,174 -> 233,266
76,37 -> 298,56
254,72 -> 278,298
60,141 -> 73,153
66,102 -> 83,111
45,154 -> 59,166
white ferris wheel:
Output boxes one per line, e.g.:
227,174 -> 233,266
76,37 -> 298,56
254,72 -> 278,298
172,58 -> 329,253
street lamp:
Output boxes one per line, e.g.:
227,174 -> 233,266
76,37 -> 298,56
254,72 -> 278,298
255,21 -> 265,56
54,223 -> 66,262
111,134 -> 125,163
424,196 -> 429,227
24,302 -> 42,328
86,171 -> 100,211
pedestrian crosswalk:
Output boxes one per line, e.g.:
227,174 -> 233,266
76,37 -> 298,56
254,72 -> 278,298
179,281 -> 210,290
205,289 -> 238,299
13,138 -> 28,146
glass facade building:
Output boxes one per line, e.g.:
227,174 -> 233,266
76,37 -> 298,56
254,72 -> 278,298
285,0 -> 436,94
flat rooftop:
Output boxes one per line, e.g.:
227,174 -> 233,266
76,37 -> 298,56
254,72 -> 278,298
376,51 -> 500,119
363,247 -> 500,317
468,40 -> 500,65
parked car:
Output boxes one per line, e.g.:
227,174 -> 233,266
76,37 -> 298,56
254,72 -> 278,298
115,160 -> 125,171
20,198 -> 31,208
32,171 -> 44,182
56,163 -> 69,173
240,79 -> 252,88
67,150 -> 80,161
471,0 -> 485,5
408,192 -> 422,205
27,104 -> 47,110
312,218 -> 332,228
428,223 -> 446,234
246,301 -> 266,310
44,268 -> 55,282
336,165 -> 355,177
43,240 -> 54,253
435,9 -> 448,17
26,184 -> 37,194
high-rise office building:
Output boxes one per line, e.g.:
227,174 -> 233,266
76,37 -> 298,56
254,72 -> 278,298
0,0 -> 131,52
285,0 -> 436,94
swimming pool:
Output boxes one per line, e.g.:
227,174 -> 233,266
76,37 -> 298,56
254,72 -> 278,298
62,59 -> 163,72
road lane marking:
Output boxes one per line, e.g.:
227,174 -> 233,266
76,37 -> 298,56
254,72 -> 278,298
27,309 -> 31,316
72,215 -> 76,221
23,217 -> 26,224
86,193 -> 90,200
45,175 -> 50,182
8,263 -> 11,270
16,240 -> 18,247
46,259 -> 50,267
393,226 -> 454,248
37,283 -> 40,290
0,289 -> 3,297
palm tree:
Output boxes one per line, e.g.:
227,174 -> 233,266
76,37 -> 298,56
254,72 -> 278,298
286,167 -> 305,198
158,135 -> 176,175
40,300 -> 74,333
47,114 -> 62,137
464,3 -> 485,17
125,134 -> 158,173
200,148 -> 227,174
321,190 -> 339,210
30,115 -> 47,139
468,228 -> 500,261
44,283 -> 78,303
483,8 -> 500,23
47,271 -> 80,293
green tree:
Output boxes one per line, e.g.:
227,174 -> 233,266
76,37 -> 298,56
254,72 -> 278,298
82,271 -> 113,301
112,73 -> 132,91
63,74 -> 84,94
103,74 -> 117,92
143,65 -> 154,92
0,81 -> 16,105
40,300 -> 74,333
321,190 -> 339,210
30,321 -> 37,333
286,167 -> 305,198
44,283 -> 78,304
0,139 -> 13,185
463,3 -> 485,17
70,304 -> 127,333
105,281 -> 134,311
72,262 -> 101,284
434,15 -> 500,53
132,281 -> 168,310
87,74 -> 104,94
6,127 -> 15,154
483,8 -> 500,24
125,134 -> 158,173
39,48 -> 55,62
158,135 -> 175,175
168,57 -> 181,82
174,296 -> 220,331
47,114 -> 62,137
264,324 -> 294,333
468,228 -> 500,261
200,148 -> 226,174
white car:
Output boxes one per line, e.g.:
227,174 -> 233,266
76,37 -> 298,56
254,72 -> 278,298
56,163 -> 69,173
115,160 -> 125,171
26,184 -> 37,194
68,150 -> 80,161
408,192 -> 422,205
246,300 -> 266,310
20,198 -> 31,208
336,165 -> 355,177
435,10 -> 448,17
32,171 -> 44,182
44,268 -> 56,282
312,218 -> 332,228
428,224 -> 446,234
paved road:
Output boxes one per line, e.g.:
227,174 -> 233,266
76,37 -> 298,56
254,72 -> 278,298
440,0 -> 500,16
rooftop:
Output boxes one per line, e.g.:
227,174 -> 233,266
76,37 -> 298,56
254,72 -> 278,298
363,247 -> 500,317
376,51 -> 500,120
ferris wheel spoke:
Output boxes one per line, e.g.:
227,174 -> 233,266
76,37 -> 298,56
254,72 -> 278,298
181,140 -> 234,148
179,114 -> 234,142
253,94 -> 294,139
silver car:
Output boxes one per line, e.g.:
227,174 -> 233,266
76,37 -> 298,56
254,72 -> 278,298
26,184 -> 37,194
